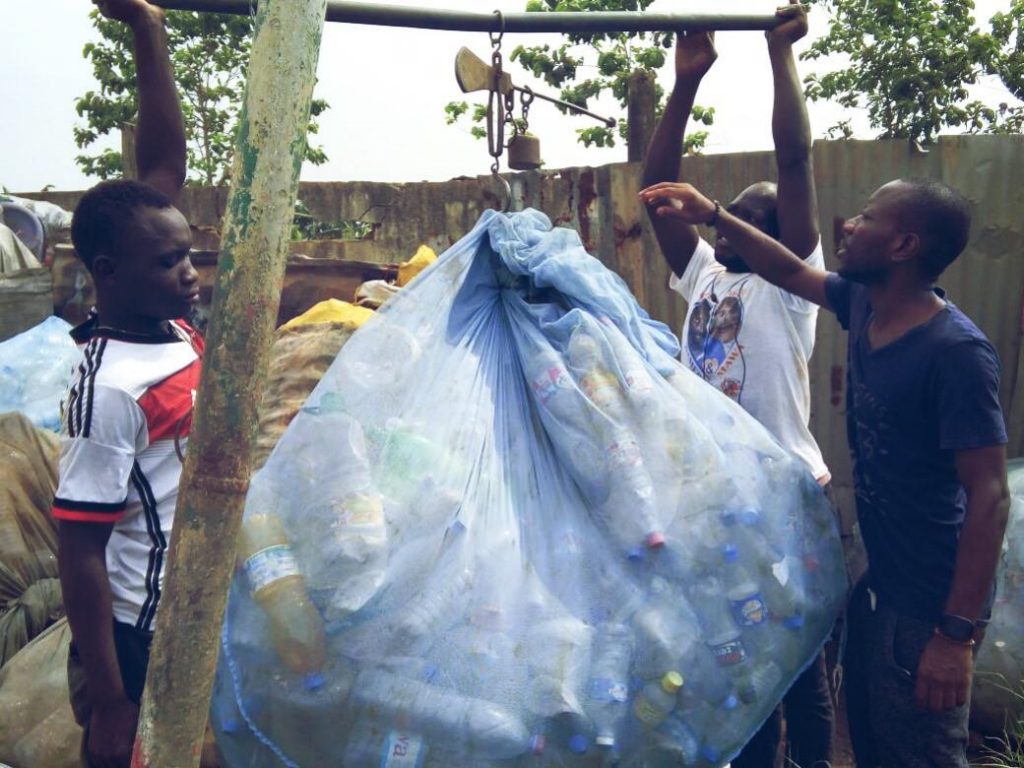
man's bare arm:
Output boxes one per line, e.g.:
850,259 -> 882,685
58,520 -> 138,767
767,0 -> 819,258
914,444 -> 1010,712
99,0 -> 187,203
639,181 -> 830,307
639,32 -> 716,277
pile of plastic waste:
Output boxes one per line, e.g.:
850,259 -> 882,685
971,459 -> 1024,736
0,316 -> 79,432
212,209 -> 847,767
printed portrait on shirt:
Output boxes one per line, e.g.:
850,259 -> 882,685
686,286 -> 747,404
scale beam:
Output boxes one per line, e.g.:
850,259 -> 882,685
151,0 -> 782,33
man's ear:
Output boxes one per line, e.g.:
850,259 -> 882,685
890,232 -> 920,265
91,254 -> 116,283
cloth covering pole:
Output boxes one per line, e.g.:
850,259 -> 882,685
151,0 -> 781,32
131,0 -> 329,764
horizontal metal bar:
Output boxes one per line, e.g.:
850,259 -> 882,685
516,86 -> 617,128
151,0 -> 781,33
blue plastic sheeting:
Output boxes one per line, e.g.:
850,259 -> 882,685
213,209 -> 847,768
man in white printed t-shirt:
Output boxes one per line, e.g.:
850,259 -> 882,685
638,3 -> 834,767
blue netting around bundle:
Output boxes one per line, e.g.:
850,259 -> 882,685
212,209 -> 848,768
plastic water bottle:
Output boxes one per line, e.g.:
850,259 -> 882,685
688,577 -> 747,668
633,576 -> 700,679
352,667 -> 543,759
343,716 -> 428,768
720,505 -> 784,561
600,428 -> 665,549
633,671 -> 683,727
597,317 -> 659,415
312,489 -> 388,620
567,327 -> 627,423
391,563 -> 473,643
585,622 -> 634,750
720,546 -> 770,629
523,617 -> 592,719
527,348 -> 590,429
237,512 -> 326,675
735,659 -> 784,707
650,715 -> 700,767
720,517 -> 805,629
447,619 -> 520,702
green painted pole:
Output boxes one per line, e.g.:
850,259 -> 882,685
131,0 -> 328,764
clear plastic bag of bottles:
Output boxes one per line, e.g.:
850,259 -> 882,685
213,209 -> 848,768
971,459 -> 1024,736
0,316 -> 79,432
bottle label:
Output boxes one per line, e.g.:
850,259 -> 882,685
336,495 -> 385,528
606,438 -> 642,470
244,545 -> 301,594
729,592 -> 768,627
708,637 -> 747,667
633,696 -> 666,725
531,364 -> 571,406
589,677 -> 629,703
581,370 -> 618,403
622,368 -> 653,394
380,731 -> 426,768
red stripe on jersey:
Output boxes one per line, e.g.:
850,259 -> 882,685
53,505 -> 126,523
137,358 -> 201,442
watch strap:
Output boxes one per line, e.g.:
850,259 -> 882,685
937,613 -> 975,643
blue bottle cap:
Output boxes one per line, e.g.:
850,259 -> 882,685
722,693 -> 739,711
783,614 -> 806,630
220,715 -> 242,735
626,546 -> 646,562
303,672 -> 326,691
421,662 -> 440,683
701,744 -> 721,762
722,543 -> 739,562
568,734 -> 589,754
740,506 -> 762,526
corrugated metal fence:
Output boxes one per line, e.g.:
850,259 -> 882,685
23,137 -> 1024,514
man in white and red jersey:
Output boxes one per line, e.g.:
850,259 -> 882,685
53,1 -> 199,766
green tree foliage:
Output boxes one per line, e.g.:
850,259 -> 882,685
445,0 -> 713,154
989,0 -> 1024,132
75,9 -> 328,184
802,0 -> 1020,144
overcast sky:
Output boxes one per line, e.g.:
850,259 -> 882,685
0,0 -> 1015,193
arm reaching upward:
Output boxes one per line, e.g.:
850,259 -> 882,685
640,31 -> 716,277
767,0 -> 819,258
639,181 -> 830,307
97,0 -> 187,203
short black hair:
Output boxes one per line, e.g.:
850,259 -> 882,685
71,179 -> 174,270
891,178 -> 971,279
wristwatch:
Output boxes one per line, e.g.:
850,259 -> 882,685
937,613 -> 975,643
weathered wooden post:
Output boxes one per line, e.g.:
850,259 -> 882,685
131,0 -> 328,764
627,69 -> 657,163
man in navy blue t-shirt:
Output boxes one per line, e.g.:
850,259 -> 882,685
638,177 -> 1011,767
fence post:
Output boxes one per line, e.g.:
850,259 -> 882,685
130,0 -> 329,764
627,69 -> 657,163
